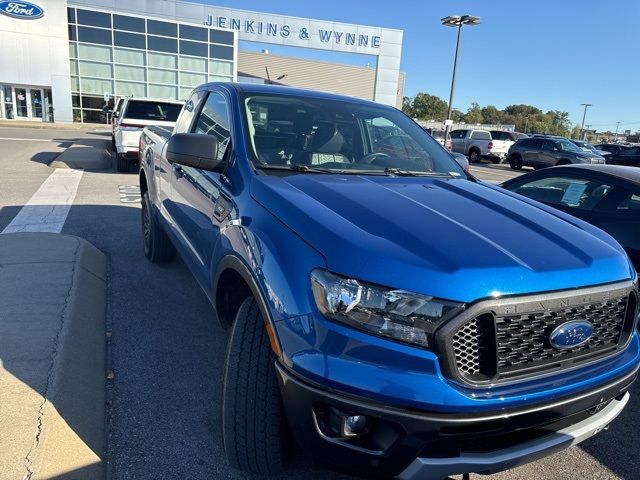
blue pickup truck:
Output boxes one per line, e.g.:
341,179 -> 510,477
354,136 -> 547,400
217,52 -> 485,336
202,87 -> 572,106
139,83 -> 639,479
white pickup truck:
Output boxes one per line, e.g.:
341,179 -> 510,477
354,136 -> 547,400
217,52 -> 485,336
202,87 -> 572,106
451,129 -> 505,164
114,97 -> 184,172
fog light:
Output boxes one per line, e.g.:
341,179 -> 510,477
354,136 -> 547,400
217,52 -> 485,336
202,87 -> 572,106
342,415 -> 367,437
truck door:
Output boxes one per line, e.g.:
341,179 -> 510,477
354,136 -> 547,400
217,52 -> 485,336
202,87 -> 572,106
168,90 -> 233,290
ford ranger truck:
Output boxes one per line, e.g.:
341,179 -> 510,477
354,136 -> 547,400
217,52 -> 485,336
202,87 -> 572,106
138,83 -> 639,480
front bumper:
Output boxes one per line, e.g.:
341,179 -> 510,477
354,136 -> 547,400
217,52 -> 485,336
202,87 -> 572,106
276,361 -> 637,479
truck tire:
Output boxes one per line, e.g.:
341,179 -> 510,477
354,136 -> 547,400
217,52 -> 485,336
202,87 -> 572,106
116,153 -> 130,173
141,192 -> 175,262
222,297 -> 288,475
469,148 -> 481,163
509,154 -> 523,170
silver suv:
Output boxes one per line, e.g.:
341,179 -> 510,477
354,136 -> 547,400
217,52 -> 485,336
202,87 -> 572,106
507,137 -> 605,170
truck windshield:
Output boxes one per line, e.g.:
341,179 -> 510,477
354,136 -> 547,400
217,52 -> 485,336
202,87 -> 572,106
124,101 -> 183,121
242,94 -> 462,175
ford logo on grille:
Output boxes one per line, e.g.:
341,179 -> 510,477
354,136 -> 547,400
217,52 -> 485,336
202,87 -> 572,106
549,321 -> 593,350
0,1 -> 44,19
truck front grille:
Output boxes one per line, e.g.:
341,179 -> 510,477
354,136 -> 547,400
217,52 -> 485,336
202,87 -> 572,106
438,282 -> 638,386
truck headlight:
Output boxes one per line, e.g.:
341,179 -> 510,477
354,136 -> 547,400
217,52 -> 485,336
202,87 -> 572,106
310,269 -> 464,348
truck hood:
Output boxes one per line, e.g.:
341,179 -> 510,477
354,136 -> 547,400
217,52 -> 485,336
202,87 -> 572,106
251,174 -> 633,302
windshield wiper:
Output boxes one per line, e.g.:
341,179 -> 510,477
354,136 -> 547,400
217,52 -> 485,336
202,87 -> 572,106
383,167 -> 453,177
257,164 -> 334,174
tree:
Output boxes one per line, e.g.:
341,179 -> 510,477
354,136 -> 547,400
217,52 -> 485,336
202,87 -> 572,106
402,93 -> 448,121
480,105 -> 501,124
463,103 -> 483,124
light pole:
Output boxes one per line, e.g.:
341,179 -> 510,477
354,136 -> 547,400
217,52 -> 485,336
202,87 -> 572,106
579,103 -> 592,140
441,15 -> 480,137
614,121 -> 620,142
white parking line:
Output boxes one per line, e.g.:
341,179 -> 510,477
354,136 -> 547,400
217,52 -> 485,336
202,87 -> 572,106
1,169 -> 84,234
0,137 -> 56,142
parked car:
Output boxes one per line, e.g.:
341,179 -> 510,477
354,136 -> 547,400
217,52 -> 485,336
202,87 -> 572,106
502,164 -> 640,269
595,143 -> 629,156
605,145 -> 640,167
490,130 -> 527,161
450,129 -> 503,163
571,140 -> 610,157
424,128 -> 452,150
114,97 -> 183,172
110,96 -> 125,147
507,137 -> 606,170
139,83 -> 639,480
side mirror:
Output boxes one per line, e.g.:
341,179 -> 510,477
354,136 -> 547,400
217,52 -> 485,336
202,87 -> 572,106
166,133 -> 224,172
450,152 -> 469,172
112,111 -> 119,118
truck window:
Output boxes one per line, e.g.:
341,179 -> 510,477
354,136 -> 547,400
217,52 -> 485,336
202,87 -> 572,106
470,131 -> 491,140
174,90 -> 205,134
450,130 -> 465,139
194,92 -> 230,161
123,100 -> 182,121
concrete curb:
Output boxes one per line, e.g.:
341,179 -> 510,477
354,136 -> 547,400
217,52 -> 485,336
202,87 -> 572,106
50,139 -> 113,171
0,121 -> 106,131
0,233 -> 107,480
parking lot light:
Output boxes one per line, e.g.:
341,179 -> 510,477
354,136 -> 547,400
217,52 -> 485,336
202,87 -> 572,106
441,15 -> 481,138
580,103 -> 592,140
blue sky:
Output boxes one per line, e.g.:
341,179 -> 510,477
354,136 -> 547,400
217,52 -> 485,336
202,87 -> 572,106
201,0 -> 639,131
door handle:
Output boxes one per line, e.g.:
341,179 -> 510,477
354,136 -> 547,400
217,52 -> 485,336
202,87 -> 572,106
172,163 -> 183,178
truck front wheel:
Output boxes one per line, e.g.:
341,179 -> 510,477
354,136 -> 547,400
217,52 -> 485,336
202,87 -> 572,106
222,297 -> 289,475
141,192 -> 175,262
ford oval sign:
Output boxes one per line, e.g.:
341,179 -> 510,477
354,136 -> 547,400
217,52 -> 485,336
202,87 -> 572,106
0,1 -> 44,20
549,321 -> 593,350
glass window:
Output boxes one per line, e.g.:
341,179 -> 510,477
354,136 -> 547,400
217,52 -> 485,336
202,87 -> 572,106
73,109 -> 82,122
116,81 -> 146,97
115,65 -> 146,82
242,94 -> 463,175
180,56 -> 207,72
79,60 -> 113,78
149,68 -> 177,84
69,42 -> 77,58
617,193 -> 640,210
180,40 -> 208,57
470,130 -> 491,140
179,87 -> 194,100
81,95 -> 109,109
123,100 -> 183,122
147,19 -> 177,37
82,109 -> 107,124
181,71 -> 206,87
209,75 -> 231,82
195,92 -> 230,161
175,90 -> 206,133
210,44 -> 234,60
450,130 -> 465,139
78,26 -> 112,46
76,9 -> 111,28
620,147 -> 640,156
512,176 -> 612,210
79,78 -> 113,95
67,7 -> 76,23
556,139 -> 581,152
114,31 -> 145,50
72,94 -> 80,108
210,29 -> 234,45
78,43 -> 112,62
113,14 -> 145,33
149,84 -> 178,99
68,25 -> 77,41
209,60 -> 232,76
180,24 -> 207,42
70,76 -> 79,92
69,60 -> 78,75
148,35 -> 178,54
148,51 -> 177,69
542,139 -> 557,151
114,47 -> 145,65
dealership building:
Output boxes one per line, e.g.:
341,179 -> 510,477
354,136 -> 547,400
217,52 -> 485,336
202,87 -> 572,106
0,0 -> 404,123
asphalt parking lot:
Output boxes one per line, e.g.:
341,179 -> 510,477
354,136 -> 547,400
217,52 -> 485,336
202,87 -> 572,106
0,126 -> 637,480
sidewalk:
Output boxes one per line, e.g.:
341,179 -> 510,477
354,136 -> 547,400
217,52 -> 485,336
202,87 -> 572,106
0,120 -> 109,131
0,233 -> 107,480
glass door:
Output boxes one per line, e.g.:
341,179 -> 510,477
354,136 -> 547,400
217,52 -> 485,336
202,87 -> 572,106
3,85 -> 14,119
29,89 -> 44,120
14,88 -> 28,118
